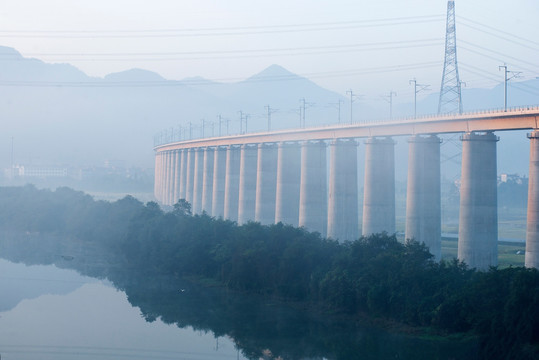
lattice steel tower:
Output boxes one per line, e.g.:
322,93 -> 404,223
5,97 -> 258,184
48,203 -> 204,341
438,0 -> 462,114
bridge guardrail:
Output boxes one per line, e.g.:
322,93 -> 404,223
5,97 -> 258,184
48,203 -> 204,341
153,105 -> 539,148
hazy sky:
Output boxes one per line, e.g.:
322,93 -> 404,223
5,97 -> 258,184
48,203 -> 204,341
0,0 -> 538,101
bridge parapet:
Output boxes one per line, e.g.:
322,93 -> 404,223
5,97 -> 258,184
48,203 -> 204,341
154,105 -> 539,150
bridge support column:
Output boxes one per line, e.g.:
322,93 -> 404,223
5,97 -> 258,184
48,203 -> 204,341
168,150 -> 177,205
238,144 -> 259,225
192,147 -> 205,214
154,151 -> 162,202
405,135 -> 442,260
185,148 -> 196,206
161,151 -> 169,204
327,138 -> 359,241
255,143 -> 278,225
178,149 -> 187,201
201,147 -> 215,215
224,145 -> 242,222
171,150 -> 178,205
160,151 -> 167,203
212,146 -> 228,218
275,142 -> 301,226
164,151 -> 173,205
173,149 -> 181,205
169,150 -> 176,205
526,130 -> 539,268
362,137 -> 396,236
458,132 -> 498,270
299,140 -> 327,237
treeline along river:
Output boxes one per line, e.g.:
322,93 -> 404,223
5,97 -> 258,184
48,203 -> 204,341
0,185 -> 537,359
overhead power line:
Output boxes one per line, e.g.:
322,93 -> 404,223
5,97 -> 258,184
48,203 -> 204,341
459,40 -> 539,71
0,61 -> 443,87
459,45 -> 538,77
459,62 -> 502,82
0,38 -> 442,58
457,21 -> 539,52
458,16 -> 539,47
459,62 -> 539,97
0,40 -> 444,63
0,15 -> 445,38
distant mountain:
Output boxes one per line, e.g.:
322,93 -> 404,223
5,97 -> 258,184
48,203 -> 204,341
179,64 -> 346,130
239,64 -> 343,106
246,64 -> 295,80
0,45 -> 23,59
0,45 -> 537,180
104,68 -> 166,82
0,46 -> 91,82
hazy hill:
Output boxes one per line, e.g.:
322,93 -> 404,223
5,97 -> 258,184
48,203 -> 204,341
0,48 -> 345,170
0,45 -> 537,179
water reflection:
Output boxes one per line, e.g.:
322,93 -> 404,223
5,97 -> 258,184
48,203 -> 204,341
0,259 -> 245,360
0,259 -> 98,312
0,233 -> 478,359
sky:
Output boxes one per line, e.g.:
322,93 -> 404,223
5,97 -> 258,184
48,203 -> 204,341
0,0 -> 538,103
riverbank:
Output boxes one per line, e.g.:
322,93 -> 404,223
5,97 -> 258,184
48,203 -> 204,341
0,186 -> 537,359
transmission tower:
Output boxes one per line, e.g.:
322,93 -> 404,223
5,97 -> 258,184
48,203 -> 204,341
438,0 -> 462,114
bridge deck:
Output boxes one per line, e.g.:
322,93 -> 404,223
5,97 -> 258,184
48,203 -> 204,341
155,107 -> 539,151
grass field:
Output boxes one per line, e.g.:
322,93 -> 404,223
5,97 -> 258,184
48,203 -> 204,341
441,237 -> 526,268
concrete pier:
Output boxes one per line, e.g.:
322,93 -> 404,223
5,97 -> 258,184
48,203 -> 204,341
255,143 -> 278,225
168,150 -> 177,205
405,135 -> 442,260
299,140 -> 327,236
526,130 -> 539,268
458,132 -> 499,270
170,150 -> 177,205
212,146 -> 228,218
178,149 -> 187,201
362,137 -> 396,236
201,147 -> 215,215
160,151 -> 167,203
192,147 -> 205,214
173,149 -> 181,205
185,148 -> 196,206
224,145 -> 242,222
238,144 -> 259,225
275,142 -> 301,226
154,152 -> 162,202
327,139 -> 359,241
164,151 -> 172,205
161,151 -> 168,204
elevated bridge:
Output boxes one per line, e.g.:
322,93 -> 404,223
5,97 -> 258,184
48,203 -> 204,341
154,106 -> 539,270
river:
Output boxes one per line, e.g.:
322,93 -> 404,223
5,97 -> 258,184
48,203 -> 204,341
0,233 -> 477,360
0,259 -> 246,360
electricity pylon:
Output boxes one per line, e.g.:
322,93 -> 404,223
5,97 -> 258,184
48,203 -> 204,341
438,0 -> 462,114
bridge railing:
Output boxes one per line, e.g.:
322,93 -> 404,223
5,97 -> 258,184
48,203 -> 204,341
153,105 -> 539,148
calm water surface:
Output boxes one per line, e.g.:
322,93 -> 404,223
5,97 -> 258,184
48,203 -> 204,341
0,259 -> 246,360
0,234 -> 477,360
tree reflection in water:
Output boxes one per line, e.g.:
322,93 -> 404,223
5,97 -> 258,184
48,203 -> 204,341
0,232 -> 477,360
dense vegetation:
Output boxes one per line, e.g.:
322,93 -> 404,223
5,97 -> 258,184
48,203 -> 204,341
0,185 -> 538,359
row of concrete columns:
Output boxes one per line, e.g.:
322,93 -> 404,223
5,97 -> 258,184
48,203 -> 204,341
155,131 -> 539,270
526,131 -> 539,268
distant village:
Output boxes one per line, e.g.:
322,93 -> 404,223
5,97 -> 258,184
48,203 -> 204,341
2,161 -> 153,195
